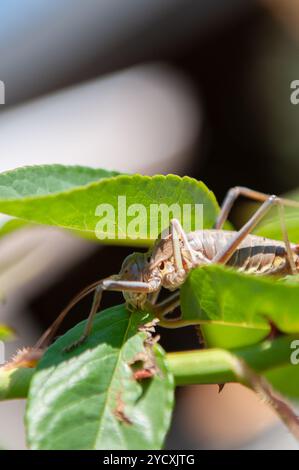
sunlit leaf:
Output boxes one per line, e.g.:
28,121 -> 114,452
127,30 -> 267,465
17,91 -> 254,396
0,324 -> 14,342
0,165 -> 219,246
180,265 -> 299,348
26,305 -> 174,450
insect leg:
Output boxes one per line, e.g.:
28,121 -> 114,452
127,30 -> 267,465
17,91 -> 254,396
145,291 -> 183,328
34,278 -> 108,350
215,188 -> 298,272
71,284 -> 103,351
62,278 -> 160,352
215,186 -> 299,230
212,195 -> 281,265
169,219 -> 210,270
65,279 -> 159,352
147,287 -> 161,305
171,219 -> 198,264
277,202 -> 296,274
35,278 -> 159,352
147,291 -> 180,318
170,219 -> 184,271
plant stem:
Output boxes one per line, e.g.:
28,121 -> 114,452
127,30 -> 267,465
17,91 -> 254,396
0,367 -> 34,400
166,334 -> 299,386
231,358 -> 299,442
0,334 -> 298,400
167,334 -> 299,443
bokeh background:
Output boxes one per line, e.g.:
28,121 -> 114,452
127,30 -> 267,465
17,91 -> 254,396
0,0 -> 299,449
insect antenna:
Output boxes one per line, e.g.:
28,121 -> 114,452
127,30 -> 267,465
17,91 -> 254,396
34,278 -> 108,350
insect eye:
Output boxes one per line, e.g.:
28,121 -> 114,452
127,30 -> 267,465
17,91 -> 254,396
160,261 -> 165,270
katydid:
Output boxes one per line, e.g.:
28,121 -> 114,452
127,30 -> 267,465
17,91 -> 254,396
35,186 -> 299,352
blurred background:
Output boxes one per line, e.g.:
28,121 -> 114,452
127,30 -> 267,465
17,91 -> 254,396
0,0 -> 299,450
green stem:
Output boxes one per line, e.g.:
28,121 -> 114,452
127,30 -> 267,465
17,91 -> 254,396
0,367 -> 34,399
167,335 -> 299,442
166,334 -> 299,386
0,334 -> 297,399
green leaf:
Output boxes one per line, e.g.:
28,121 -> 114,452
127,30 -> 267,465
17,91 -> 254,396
0,165 -> 120,197
255,214 -> 299,243
265,364 -> 299,401
26,305 -> 174,450
200,324 -> 266,349
0,367 -> 34,400
253,189 -> 299,242
0,165 -> 219,246
0,218 -> 28,239
180,265 -> 299,348
0,324 -> 14,341
254,212 -> 299,243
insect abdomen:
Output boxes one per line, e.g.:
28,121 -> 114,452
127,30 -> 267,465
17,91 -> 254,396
188,229 -> 297,275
